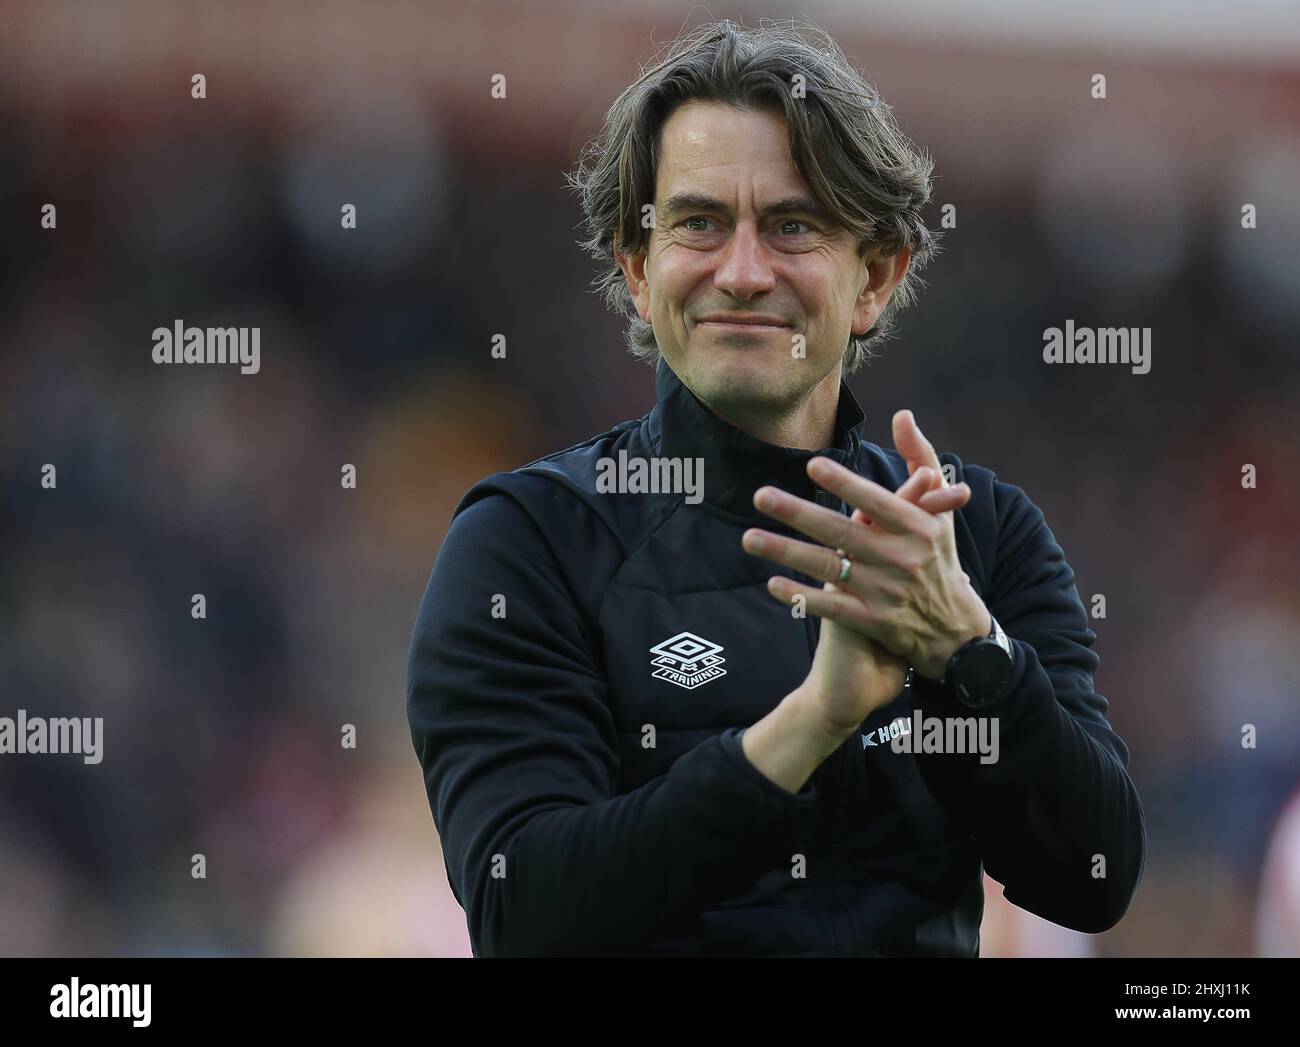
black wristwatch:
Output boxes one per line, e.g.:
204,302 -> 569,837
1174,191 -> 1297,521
920,614 -> 1015,708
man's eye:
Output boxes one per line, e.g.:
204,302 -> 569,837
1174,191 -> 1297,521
780,220 -> 814,235
682,216 -> 713,232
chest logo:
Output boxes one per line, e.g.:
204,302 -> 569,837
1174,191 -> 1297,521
649,631 -> 727,690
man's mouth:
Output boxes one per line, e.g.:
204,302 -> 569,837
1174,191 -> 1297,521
696,314 -> 792,334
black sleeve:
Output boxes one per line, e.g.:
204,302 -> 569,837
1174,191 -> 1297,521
909,477 -> 1147,933
406,486 -> 818,956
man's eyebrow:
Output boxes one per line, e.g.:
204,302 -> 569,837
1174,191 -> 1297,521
761,196 -> 836,221
657,192 -> 835,223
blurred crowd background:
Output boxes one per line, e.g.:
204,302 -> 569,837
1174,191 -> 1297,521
1,1 -> 1298,957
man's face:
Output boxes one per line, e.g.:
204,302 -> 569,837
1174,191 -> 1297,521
617,100 -> 909,417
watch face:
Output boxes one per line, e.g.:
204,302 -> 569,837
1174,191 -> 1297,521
953,640 -> 1015,707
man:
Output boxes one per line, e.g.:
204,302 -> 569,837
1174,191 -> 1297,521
407,20 -> 1145,956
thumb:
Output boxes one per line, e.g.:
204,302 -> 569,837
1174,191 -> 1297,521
892,409 -> 945,485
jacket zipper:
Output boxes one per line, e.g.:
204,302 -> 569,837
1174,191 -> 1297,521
809,488 -> 853,952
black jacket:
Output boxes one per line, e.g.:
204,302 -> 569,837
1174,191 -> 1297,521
406,360 -> 1147,956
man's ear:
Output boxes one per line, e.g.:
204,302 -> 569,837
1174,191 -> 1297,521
852,243 -> 911,336
615,245 -> 650,323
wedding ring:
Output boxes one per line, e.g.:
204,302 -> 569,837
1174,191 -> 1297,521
837,557 -> 853,583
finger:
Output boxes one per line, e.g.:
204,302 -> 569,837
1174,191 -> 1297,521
763,575 -> 875,631
750,489 -> 895,563
916,490 -> 968,515
805,457 -> 930,534
916,482 -> 970,515
855,466 -> 940,529
742,528 -> 891,591
895,465 -> 942,504
892,409 -> 945,485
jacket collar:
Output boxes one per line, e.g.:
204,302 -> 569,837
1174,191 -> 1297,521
650,357 -> 866,519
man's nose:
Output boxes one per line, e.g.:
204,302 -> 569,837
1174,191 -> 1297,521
713,223 -> 776,301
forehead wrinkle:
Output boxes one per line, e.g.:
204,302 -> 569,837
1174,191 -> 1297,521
658,189 -> 831,224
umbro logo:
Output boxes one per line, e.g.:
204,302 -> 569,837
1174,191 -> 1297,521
649,631 -> 727,690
